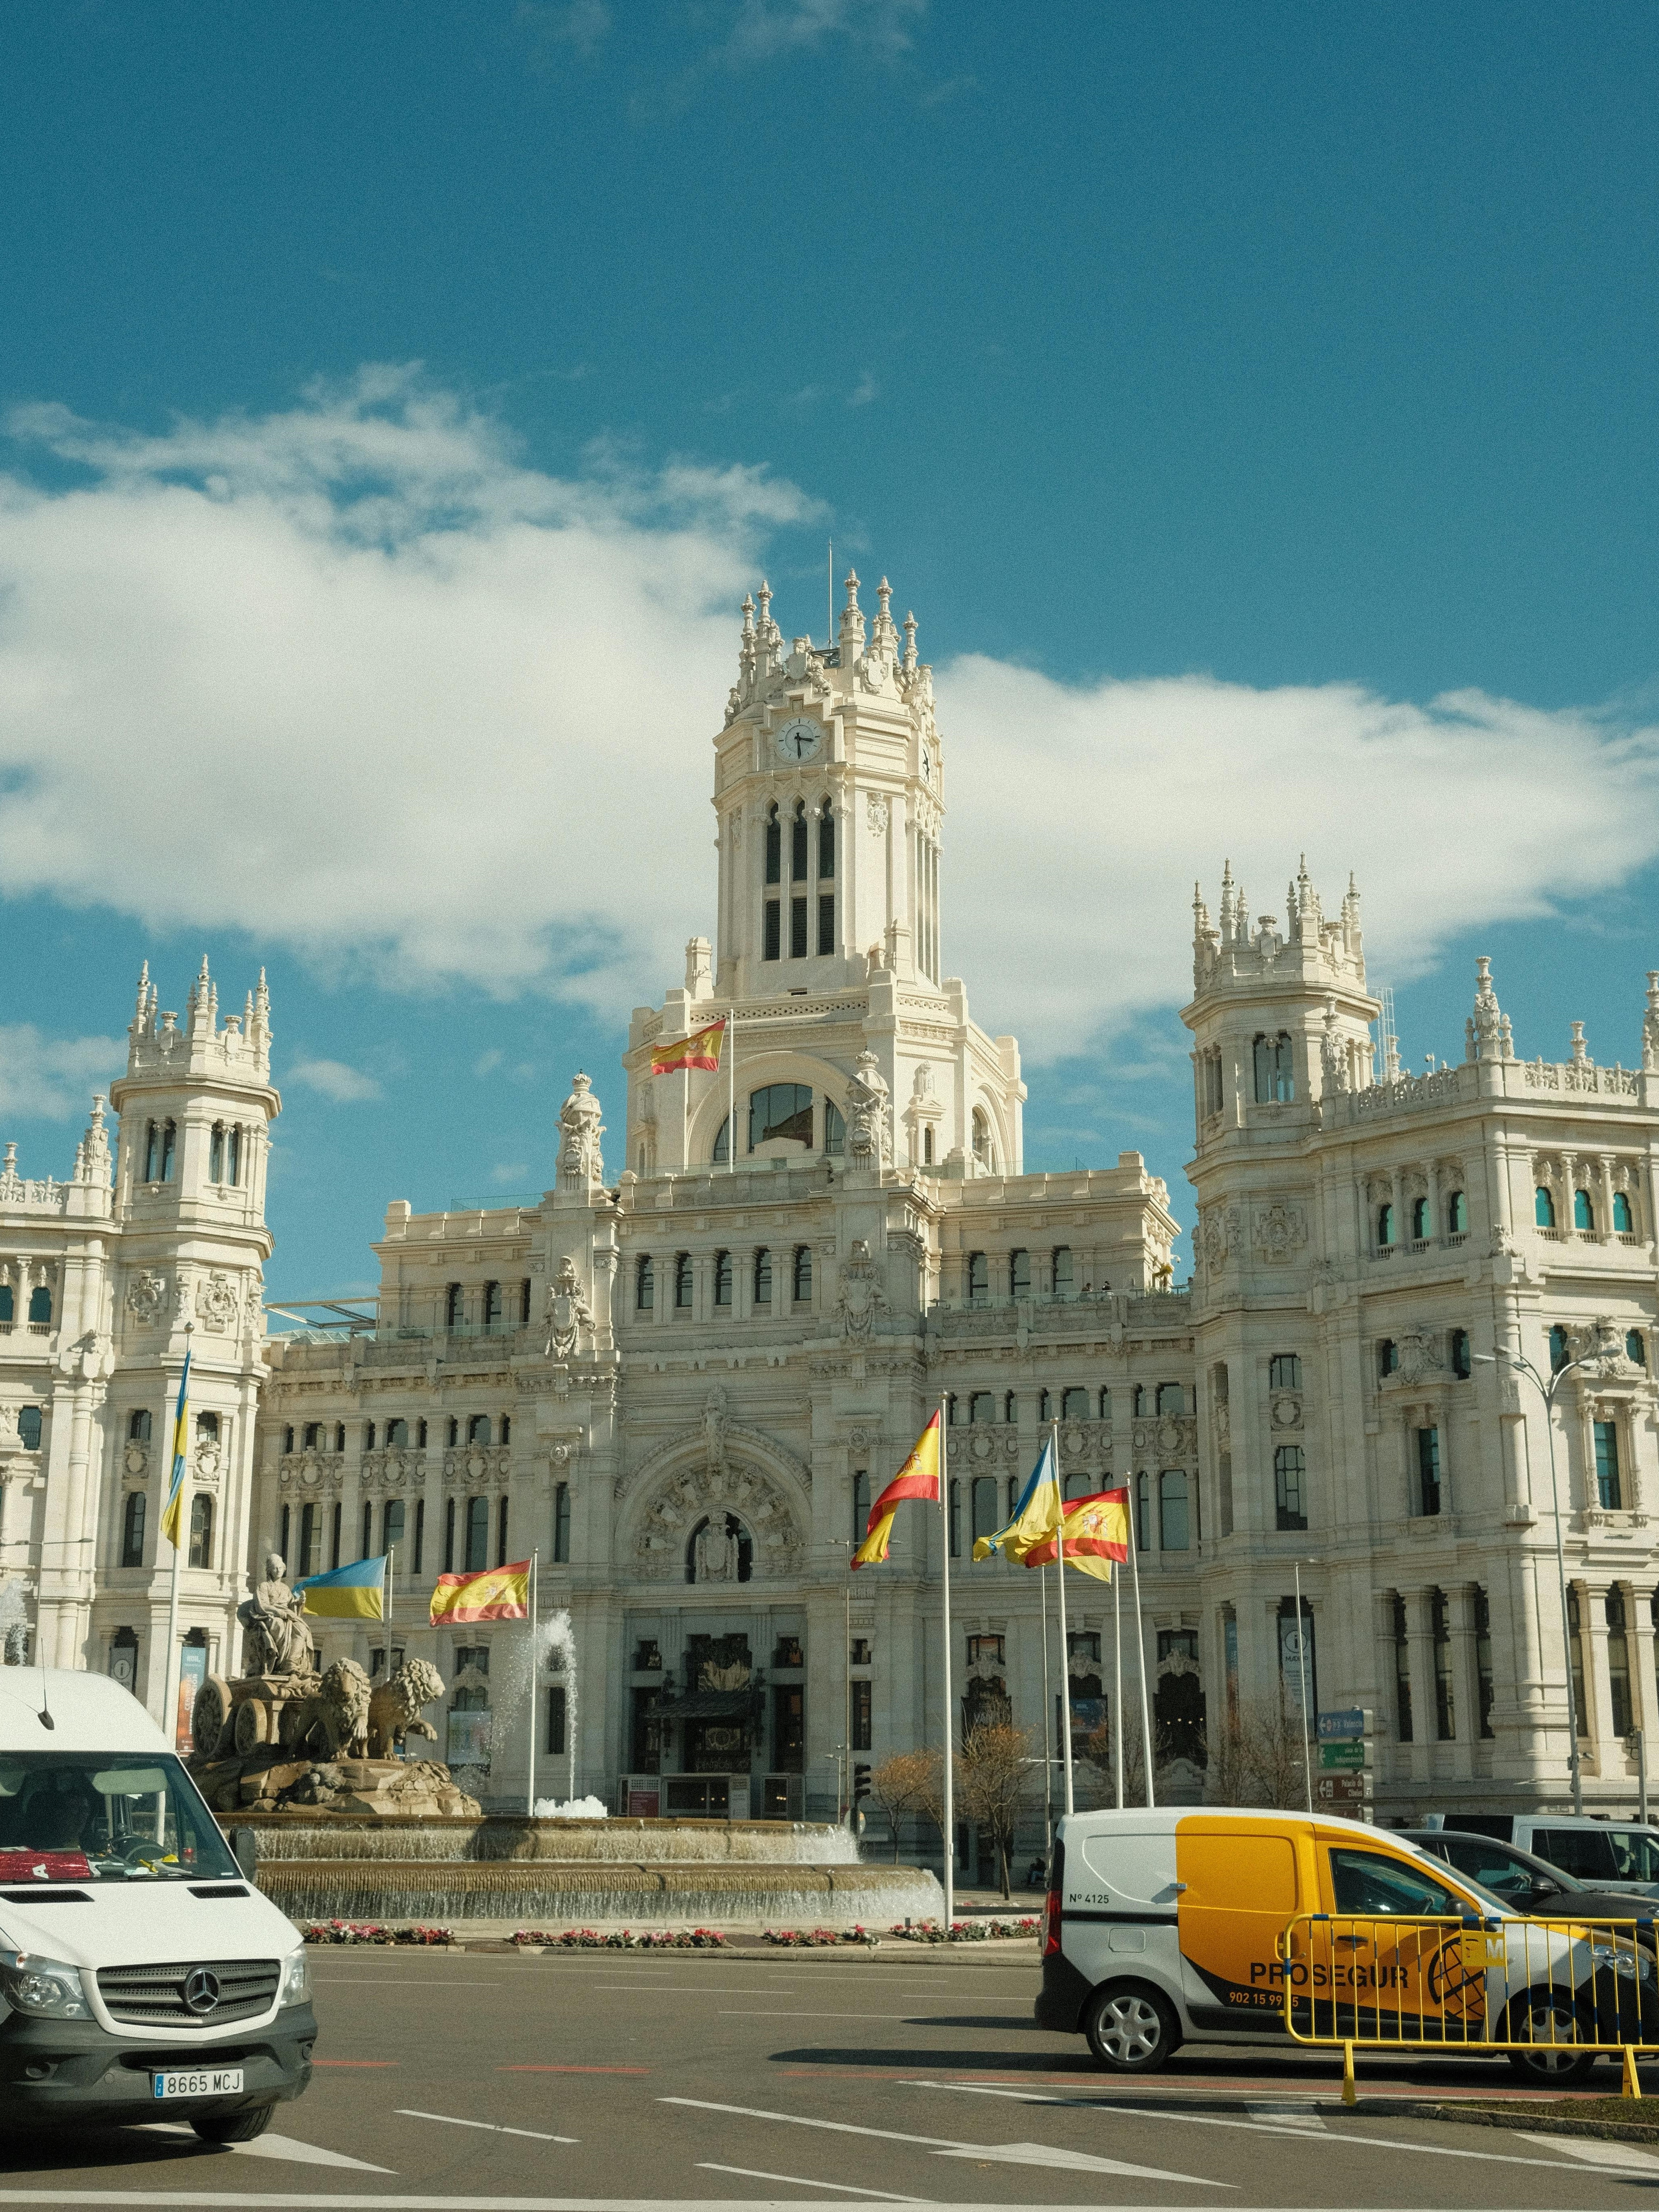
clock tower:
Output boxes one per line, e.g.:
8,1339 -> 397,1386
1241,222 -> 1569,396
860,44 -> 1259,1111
622,570 -> 1024,1178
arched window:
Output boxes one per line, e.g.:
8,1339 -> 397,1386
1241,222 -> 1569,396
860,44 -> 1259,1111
17,1405 -> 40,1451
363,1420 -> 375,1450
971,1108 -> 993,1167
685,1511 -> 753,1584
1451,1328 -> 1471,1379
1574,1188 -> 1595,1232
791,798 -> 809,882
818,799 -> 835,879
187,1493 -> 214,1569
765,801 -> 781,884
1410,1195 -> 1429,1240
445,1282 -> 464,1328
749,1083 -> 813,1149
1061,1387 -> 1088,1421
196,1411 -> 219,1443
1447,1190 -> 1468,1235
1275,1445 -> 1307,1530
464,1496 -> 489,1573
500,1415 -> 510,1444
227,1126 -> 242,1186
1378,1338 -> 1398,1379
128,1408 -> 152,1442
468,1415 -> 491,1446
1253,1032 -> 1294,1103
824,1100 -> 845,1155
1132,1383 -> 1148,1416
1269,1354 -> 1301,1390
674,1253 -> 693,1309
447,1417 -> 459,1446
1064,1469 -> 1093,1501
1005,1391 -> 1019,1422
143,1121 -> 158,1182
120,1489 -> 146,1568
1159,1471 -> 1190,1550
159,1120 -> 176,1180
792,1244 -> 812,1301
922,1126 -> 935,1165
969,1392 -> 993,1423
1615,1192 -> 1635,1234
1535,1186 -> 1556,1229
753,1248 -> 772,1304
1038,1388 -> 1053,1422
714,1249 -> 733,1307
1549,1323 -> 1569,1372
1376,1203 -> 1395,1249
27,1285 -> 51,1326
712,1115 -> 731,1164
1008,1248 -> 1030,1296
283,1425 -> 294,1454
483,1280 -> 503,1328
1098,1387 -> 1111,1420
1051,1246 -> 1074,1299
417,1417 -> 428,1448
966,1251 -> 988,1304
1155,1382 -> 1184,1416
1628,1330 -> 1647,1369
385,1417 -> 408,1448
636,1254 -> 654,1310
763,803 -> 782,961
209,1124 -> 225,1182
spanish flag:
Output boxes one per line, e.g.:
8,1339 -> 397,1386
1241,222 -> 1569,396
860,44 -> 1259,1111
652,1018 -> 726,1076
429,1559 -> 532,1625
294,1554 -> 386,1621
972,1435 -> 1063,1564
158,1347 -> 191,1550
851,1413 -> 941,1569
1022,1486 -> 1130,1584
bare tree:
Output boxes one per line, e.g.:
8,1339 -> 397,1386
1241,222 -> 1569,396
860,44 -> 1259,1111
1205,1700 -> 1307,1809
869,1749 -> 943,1863
1081,1711 -> 1148,1807
955,1722 -> 1036,1899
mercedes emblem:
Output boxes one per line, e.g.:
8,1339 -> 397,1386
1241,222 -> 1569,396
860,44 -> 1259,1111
183,1967 -> 221,2016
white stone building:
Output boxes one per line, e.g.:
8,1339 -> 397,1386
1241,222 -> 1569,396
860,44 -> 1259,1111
12,574 -> 1659,1857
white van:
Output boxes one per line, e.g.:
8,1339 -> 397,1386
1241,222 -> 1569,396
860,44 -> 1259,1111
1037,1805 -> 1659,2083
0,1669 -> 315,2140
1424,1812 -> 1659,1897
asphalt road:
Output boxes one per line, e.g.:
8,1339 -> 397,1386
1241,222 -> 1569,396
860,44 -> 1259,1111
4,1947 -> 1659,2210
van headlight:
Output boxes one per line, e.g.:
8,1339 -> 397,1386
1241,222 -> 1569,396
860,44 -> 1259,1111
1590,1941 -> 1654,1981
279,1948 -> 312,2008
0,1952 -> 91,2019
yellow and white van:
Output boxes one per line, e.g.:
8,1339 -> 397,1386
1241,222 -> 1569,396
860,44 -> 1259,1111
0,1669 -> 316,2140
1037,1806 -> 1658,2082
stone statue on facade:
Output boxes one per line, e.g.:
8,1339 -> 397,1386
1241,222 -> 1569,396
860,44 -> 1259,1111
237,1554 -> 318,1679
557,1072 -> 605,1192
544,1255 -> 595,1359
836,1238 -> 888,1340
693,1513 -> 741,1584
846,1052 -> 891,1166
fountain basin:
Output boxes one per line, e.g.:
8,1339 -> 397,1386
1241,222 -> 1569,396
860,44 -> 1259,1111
233,1814 -> 864,1864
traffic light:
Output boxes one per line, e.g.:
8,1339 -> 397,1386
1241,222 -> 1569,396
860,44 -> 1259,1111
853,1763 -> 871,1806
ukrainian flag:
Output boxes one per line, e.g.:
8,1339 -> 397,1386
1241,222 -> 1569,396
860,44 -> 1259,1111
158,1348 -> 191,1551
972,1435 -> 1063,1563
293,1554 -> 387,1621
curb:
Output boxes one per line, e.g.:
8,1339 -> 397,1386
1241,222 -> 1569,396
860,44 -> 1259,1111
1387,2098 -> 1659,2147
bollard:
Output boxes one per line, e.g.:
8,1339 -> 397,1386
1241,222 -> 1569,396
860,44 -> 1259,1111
1341,2041 -> 1356,2107
1623,2046 -> 1643,2101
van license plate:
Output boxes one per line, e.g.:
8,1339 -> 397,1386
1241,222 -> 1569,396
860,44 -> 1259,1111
152,2068 -> 244,2100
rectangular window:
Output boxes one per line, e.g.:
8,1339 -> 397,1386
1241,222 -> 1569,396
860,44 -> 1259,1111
1135,1471 -> 1151,1554
1274,1445 -> 1307,1531
790,895 -> 808,958
631,1686 -> 662,1774
413,1497 -> 425,1574
1009,1249 -> 1030,1296
361,1501 -> 373,1559
1416,1426 -> 1441,1517
330,1502 -> 342,1570
763,899 -> 781,961
791,810 -> 808,881
817,893 -> 835,955
1568,1586 -> 1587,1738
1474,1585 -> 1494,1739
547,1686 -> 567,1756
496,1496 -> 510,1568
1158,1471 -> 1190,1552
1432,1588 -> 1455,1741
444,1497 -> 456,1574
553,1482 -> 570,1564
852,1469 -> 870,1549
1391,1592 -> 1412,1742
968,1392 -> 993,1423
772,1684 -> 805,1772
1608,1590 -> 1633,1738
948,1478 -> 961,1559
1595,1419 -> 1623,1509
1061,1387 -> 1087,1421
970,1476 -> 998,1547
818,808 -> 835,878
851,1677 -> 872,1751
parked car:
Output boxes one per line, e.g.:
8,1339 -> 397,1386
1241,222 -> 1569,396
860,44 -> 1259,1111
1423,1812 -> 1659,1896
0,1669 -> 316,2139
1403,1826 -> 1656,1947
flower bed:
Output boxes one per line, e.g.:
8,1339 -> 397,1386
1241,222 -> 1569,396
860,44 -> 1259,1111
301,1921 -> 456,1946
890,1917 -> 1039,1943
762,1926 -> 879,1948
510,1927 -> 728,1950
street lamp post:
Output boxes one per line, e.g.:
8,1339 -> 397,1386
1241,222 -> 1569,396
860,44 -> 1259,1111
1475,1345 -> 1584,1815
1293,1558 -> 1319,1813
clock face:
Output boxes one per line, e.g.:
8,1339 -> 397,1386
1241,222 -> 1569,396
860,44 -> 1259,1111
774,717 -> 823,764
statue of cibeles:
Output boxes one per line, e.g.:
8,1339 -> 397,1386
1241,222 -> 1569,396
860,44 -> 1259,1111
237,1554 -> 318,1679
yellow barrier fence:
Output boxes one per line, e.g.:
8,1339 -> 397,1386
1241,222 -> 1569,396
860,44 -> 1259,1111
1278,1911 -> 1659,2105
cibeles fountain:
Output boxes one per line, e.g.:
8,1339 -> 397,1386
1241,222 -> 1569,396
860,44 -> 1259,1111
192,1557 -> 942,1935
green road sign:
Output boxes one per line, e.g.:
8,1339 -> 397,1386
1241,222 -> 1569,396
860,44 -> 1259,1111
1319,1739 -> 1367,1771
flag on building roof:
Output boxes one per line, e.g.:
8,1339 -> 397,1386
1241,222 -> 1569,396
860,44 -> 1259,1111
429,1559 -> 532,1625
651,1018 -> 726,1076
852,1413 -> 941,1569
1022,1486 -> 1130,1583
158,1346 -> 191,1550
293,1554 -> 387,1620
972,1434 -> 1063,1563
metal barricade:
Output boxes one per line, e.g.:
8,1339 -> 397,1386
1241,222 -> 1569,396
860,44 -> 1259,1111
1278,1910 -> 1659,2104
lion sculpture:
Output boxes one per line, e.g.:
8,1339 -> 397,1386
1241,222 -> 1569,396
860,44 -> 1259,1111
314,1657 -> 373,1758
367,1657 -> 446,1760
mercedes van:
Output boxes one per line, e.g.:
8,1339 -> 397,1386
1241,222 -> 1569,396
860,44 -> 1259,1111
0,1668 -> 315,2139
1424,1812 -> 1659,1897
1037,1805 -> 1657,2083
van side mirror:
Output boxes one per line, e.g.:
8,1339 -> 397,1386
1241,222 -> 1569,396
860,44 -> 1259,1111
1530,1877 -> 1561,1899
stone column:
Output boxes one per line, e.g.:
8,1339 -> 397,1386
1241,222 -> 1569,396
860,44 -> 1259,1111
1633,1586 -> 1659,1767
1582,1581 -> 1617,1768
1426,1161 -> 1440,1244
1450,1584 -> 1482,1761
1404,1586 -> 1437,1769
1562,1152 -> 1578,1234
1388,1168 -> 1403,1249
1599,1154 -> 1618,1242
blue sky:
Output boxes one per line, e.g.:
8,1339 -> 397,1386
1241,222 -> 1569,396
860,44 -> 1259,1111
1,2 -> 1656,1298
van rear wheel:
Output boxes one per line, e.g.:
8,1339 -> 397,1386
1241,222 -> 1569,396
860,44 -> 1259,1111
1084,1982 -> 1179,2072
191,2104 -> 276,2144
1503,1989 -> 1599,2086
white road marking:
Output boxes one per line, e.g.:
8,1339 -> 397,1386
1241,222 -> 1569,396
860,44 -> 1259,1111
590,1985 -> 990,2002
695,2164 -> 927,2201
909,2079 -> 1618,2172
656,2094 -> 1228,2187
397,2109 -> 579,2144
1245,2104 -> 1326,2131
718,2010 -> 922,2021
1520,2131 -> 1659,2171
143,2125 -> 392,2172
313,1977 -> 504,1986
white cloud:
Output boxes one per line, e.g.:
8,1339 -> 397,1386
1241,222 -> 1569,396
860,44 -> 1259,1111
720,0 -> 924,64
0,1025 -> 123,1126
287,1058 -> 383,1103
473,1049 -> 504,1078
939,660 -> 1659,1057
490,1162 -> 529,1184
847,371 -> 878,408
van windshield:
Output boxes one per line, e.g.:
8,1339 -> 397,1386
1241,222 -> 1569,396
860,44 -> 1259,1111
0,1751 -> 238,1882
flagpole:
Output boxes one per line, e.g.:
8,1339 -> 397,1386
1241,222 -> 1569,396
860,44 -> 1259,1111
1112,1565 -> 1124,1810
527,1550 -> 539,1819
385,1544 -> 395,1691
1128,1489 -> 1155,1808
1040,1563 -> 1053,1856
727,1010 -> 735,1176
163,1324 -> 193,1746
1050,1423 -> 1074,1819
939,1397 -> 955,1931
